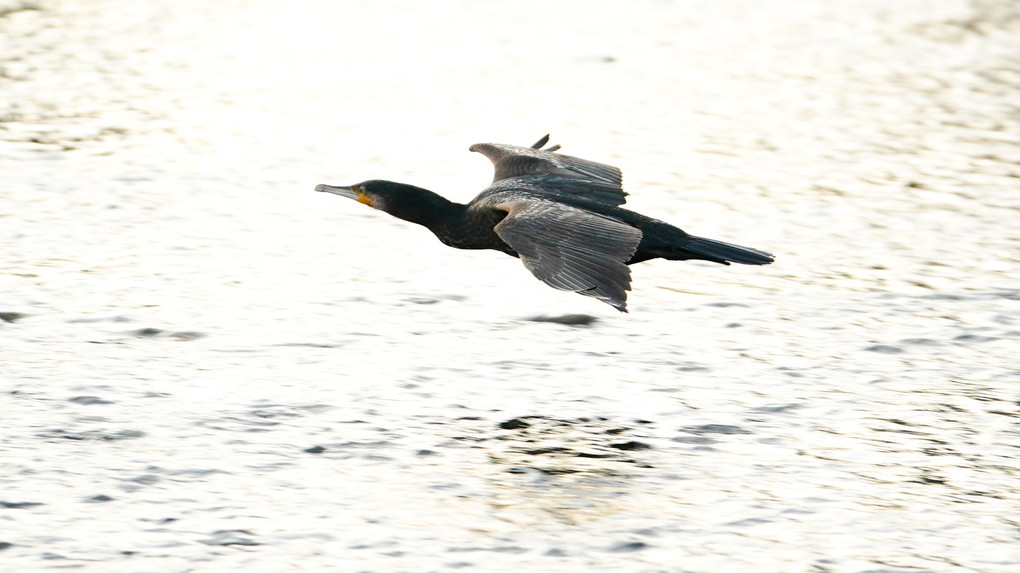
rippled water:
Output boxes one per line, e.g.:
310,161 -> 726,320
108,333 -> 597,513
3,0 -> 1020,571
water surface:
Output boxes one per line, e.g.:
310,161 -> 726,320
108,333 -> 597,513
2,0 -> 1019,571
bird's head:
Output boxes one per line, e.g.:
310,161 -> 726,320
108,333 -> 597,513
315,179 -> 398,211
315,179 -> 459,225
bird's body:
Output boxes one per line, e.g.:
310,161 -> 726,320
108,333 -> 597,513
316,135 -> 773,312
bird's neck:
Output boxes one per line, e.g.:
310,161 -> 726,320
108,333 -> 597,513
380,183 -> 508,252
386,185 -> 468,233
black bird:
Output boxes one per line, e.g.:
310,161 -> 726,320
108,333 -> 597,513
316,135 -> 774,312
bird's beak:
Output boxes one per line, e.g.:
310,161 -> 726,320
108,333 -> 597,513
316,184 -> 356,198
315,184 -> 372,206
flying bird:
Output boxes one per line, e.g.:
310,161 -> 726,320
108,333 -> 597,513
315,135 -> 773,312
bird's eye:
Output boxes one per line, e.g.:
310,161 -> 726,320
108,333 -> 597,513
355,187 -> 373,207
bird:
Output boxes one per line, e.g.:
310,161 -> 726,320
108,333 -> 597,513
315,135 -> 774,312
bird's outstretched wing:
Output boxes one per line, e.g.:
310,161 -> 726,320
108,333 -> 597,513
490,198 -> 642,312
470,137 -> 627,207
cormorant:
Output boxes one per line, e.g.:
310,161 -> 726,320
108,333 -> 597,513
315,135 -> 774,312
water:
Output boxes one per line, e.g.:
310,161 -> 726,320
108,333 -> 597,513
2,0 -> 1019,571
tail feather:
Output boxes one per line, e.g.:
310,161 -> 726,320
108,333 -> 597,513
680,236 -> 775,266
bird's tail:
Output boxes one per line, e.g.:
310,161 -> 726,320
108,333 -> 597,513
678,236 -> 775,266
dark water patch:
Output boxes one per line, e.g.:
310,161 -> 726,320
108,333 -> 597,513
526,447 -> 571,455
166,468 -> 230,479
69,395 -> 113,405
872,419 -> 930,437
273,342 -> 343,348
676,363 -> 710,372
575,451 -> 615,459
303,440 -> 395,460
880,418 -> 913,427
201,404 -> 331,432
488,416 -> 656,474
0,542 -> 13,551
526,314 -> 598,326
727,517 -> 773,527
0,311 -> 27,323
921,445 -> 960,457
608,541 -> 650,552
250,407 -> 302,419
953,333 -> 999,343
865,344 -> 904,354
545,547 -> 567,556
680,424 -> 752,435
0,500 -> 44,509
911,472 -> 948,485
530,466 -> 587,475
991,288 -> 1020,300
491,359 -> 557,371
919,293 -> 974,301
299,403 -> 334,414
403,294 -> 467,305
142,391 -> 172,398
349,540 -> 399,550
0,3 -> 42,19
988,409 -> 1019,418
124,474 -> 160,486
128,328 -> 205,340
37,428 -> 145,441
673,436 -> 717,445
200,530 -> 260,547
931,403 -> 969,414
75,415 -> 108,423
406,297 -> 438,305
67,315 -> 130,324
856,566 -> 934,570
338,440 -> 392,449
900,338 -> 942,346
750,403 -> 801,414
610,441 -> 651,451
85,494 -> 114,503
448,545 -> 527,554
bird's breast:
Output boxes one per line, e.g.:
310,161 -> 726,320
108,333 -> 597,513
431,208 -> 515,256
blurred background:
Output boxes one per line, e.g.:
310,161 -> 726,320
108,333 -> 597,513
2,0 -> 1019,571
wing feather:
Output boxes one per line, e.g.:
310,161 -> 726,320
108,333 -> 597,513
470,141 -> 627,207
491,199 -> 642,311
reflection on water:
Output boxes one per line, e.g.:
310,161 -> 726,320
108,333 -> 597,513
2,0 -> 1020,571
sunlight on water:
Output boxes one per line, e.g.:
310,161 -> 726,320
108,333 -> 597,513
2,0 -> 1020,571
